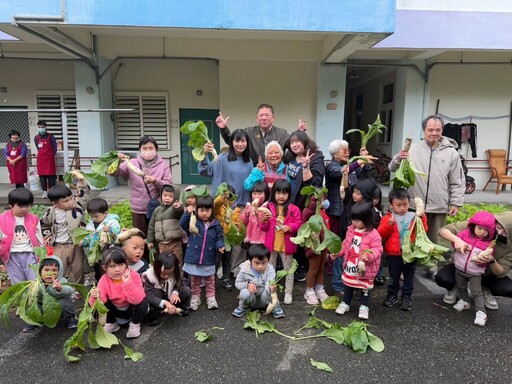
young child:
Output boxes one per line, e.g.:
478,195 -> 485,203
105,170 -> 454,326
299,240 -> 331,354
180,195 -> 224,311
452,211 -> 496,326
302,193 -> 331,305
23,255 -> 78,333
0,188 -> 44,285
241,181 -> 270,248
181,185 -> 197,259
214,184 -> 242,291
147,184 -> 185,265
233,243 -> 284,318
121,230 -> 149,274
41,180 -> 90,284
332,179 -> 380,297
143,252 -> 191,326
82,198 -> 121,283
89,246 -> 149,339
335,202 -> 383,319
378,189 -> 427,311
263,179 -> 301,305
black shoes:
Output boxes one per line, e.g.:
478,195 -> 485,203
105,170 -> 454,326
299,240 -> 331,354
222,278 -> 233,291
294,267 -> 307,282
400,295 -> 412,311
383,292 -> 398,307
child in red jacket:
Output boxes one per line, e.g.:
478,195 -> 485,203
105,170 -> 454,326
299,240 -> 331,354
335,202 -> 383,320
378,188 -> 427,311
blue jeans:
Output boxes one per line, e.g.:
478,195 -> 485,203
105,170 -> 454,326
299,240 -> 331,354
331,257 -> 345,294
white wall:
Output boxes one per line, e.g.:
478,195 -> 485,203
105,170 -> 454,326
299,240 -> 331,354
429,64 -> 512,188
219,59 -> 317,139
113,58 -> 220,183
0,59 -> 75,182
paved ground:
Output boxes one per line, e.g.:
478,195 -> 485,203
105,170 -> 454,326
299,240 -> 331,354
0,183 -> 511,383
0,271 -> 511,384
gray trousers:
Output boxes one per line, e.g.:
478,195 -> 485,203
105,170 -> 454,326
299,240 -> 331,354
239,288 -> 272,309
455,269 -> 485,313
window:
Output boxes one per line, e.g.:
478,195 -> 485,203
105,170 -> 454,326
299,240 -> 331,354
114,92 -> 169,150
379,82 -> 394,143
34,92 -> 78,148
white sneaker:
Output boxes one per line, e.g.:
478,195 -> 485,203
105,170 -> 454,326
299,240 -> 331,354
206,296 -> 218,310
453,299 -> 470,312
335,302 -> 350,315
104,322 -> 121,333
284,293 -> 293,305
190,295 -> 201,311
315,287 -> 330,302
126,322 -> 141,338
304,290 -> 319,305
443,287 -> 457,304
41,191 -> 48,199
474,310 -> 487,326
358,305 -> 369,320
483,288 -> 498,310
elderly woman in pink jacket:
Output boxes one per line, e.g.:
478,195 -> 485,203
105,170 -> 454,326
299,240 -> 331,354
111,136 -> 172,237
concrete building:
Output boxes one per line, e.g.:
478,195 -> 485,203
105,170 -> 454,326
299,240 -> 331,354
0,0 -> 511,189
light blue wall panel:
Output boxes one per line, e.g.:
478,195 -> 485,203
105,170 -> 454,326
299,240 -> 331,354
2,0 -> 395,33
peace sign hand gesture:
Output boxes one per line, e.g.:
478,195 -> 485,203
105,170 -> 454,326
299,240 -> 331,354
257,156 -> 265,172
302,149 -> 314,169
215,112 -> 230,129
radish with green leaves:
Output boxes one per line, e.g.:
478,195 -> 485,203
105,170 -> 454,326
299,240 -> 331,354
180,120 -> 218,162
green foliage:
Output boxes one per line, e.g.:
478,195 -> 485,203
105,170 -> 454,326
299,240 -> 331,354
446,203 -> 507,224
91,151 -> 120,174
321,295 -> 340,310
310,359 -> 333,373
180,121 -> 214,162
64,171 -> 108,189
402,216 -> 449,266
30,204 -> 49,219
109,200 -> 133,228
194,327 -> 224,343
346,115 -> 387,149
386,158 -> 426,189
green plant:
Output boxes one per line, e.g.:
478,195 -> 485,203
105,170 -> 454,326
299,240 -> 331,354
109,200 -> 133,228
346,115 -> 387,150
446,203 -> 507,224
30,204 -> 49,219
180,120 -> 217,161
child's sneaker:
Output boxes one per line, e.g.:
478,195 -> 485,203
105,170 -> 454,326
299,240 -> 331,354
335,302 -> 350,315
206,296 -> 218,310
315,287 -> 329,302
358,305 -> 369,320
126,322 -> 141,339
272,304 -> 285,319
104,322 -> 121,333
23,324 -> 39,333
383,292 -> 398,307
474,310 -> 487,326
232,306 -> 247,318
190,295 -> 201,311
400,294 -> 412,311
453,299 -> 470,312
443,287 -> 458,304
66,317 -> 78,329
304,289 -> 319,305
284,293 -> 293,305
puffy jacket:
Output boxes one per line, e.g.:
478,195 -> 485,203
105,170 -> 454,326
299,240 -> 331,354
114,154 -> 172,214
235,259 -> 276,295
341,225 -> 383,280
378,211 -> 428,256
241,202 -> 268,244
180,211 -> 224,266
39,256 -> 74,299
263,202 -> 302,255
213,195 -> 242,235
147,185 -> 185,244
453,211 -> 496,275
389,137 -> 465,213
0,211 -> 42,263
82,213 -> 121,249
438,211 -> 512,278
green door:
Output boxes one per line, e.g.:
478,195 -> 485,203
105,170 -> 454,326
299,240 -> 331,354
180,108 -> 221,185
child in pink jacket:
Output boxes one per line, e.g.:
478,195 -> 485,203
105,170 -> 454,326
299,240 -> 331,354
335,202 -> 383,320
90,246 -> 149,339
263,180 -> 302,305
241,181 -> 270,248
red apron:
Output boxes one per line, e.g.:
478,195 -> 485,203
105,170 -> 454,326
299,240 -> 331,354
6,141 -> 28,184
35,134 -> 56,175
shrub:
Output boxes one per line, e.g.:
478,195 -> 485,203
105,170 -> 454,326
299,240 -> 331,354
446,203 -> 507,224
109,200 -> 133,228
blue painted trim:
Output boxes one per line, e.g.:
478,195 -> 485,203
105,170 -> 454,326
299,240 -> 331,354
376,9 -> 512,50
2,0 -> 395,33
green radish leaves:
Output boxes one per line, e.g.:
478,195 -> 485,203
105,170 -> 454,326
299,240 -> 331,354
310,359 -> 333,373
194,327 -> 224,343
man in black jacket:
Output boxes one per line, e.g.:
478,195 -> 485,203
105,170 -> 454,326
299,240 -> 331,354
216,103 -> 306,165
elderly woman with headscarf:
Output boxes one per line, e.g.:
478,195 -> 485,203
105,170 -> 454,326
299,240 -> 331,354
244,141 -> 289,192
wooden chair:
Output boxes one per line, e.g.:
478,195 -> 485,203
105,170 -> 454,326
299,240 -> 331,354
483,149 -> 512,194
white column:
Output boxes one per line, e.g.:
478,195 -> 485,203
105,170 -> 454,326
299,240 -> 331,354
315,64 -> 347,157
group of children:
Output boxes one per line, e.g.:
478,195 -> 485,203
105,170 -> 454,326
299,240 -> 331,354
0,174 -> 498,339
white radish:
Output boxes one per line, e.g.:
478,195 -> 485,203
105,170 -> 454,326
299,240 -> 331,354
357,260 -> 366,274
125,159 -> 145,177
70,169 -> 85,181
189,212 -> 199,234
264,292 -> 279,315
414,196 -> 425,216
402,136 -> 413,152
116,228 -> 143,243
